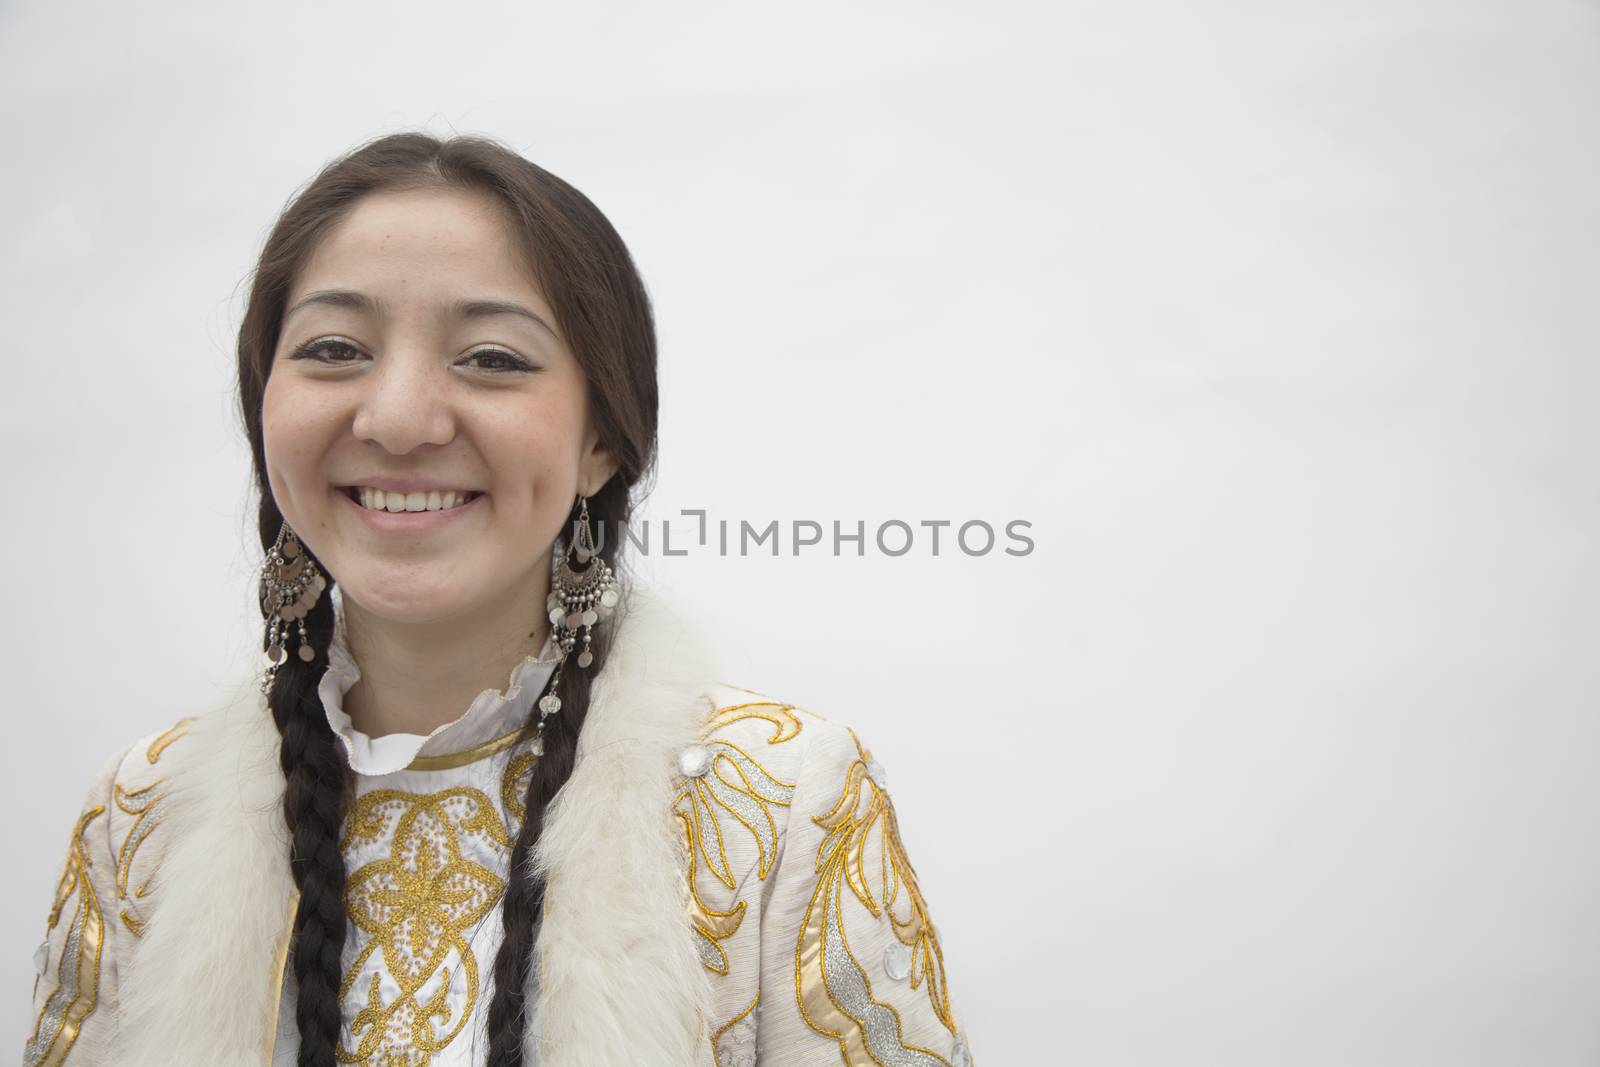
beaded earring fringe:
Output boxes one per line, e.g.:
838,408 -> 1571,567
539,494 -> 620,718
258,522 -> 327,694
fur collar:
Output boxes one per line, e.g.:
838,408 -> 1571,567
117,582 -> 718,1066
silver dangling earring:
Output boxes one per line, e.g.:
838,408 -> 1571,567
538,494 -> 620,719
258,521 -> 328,694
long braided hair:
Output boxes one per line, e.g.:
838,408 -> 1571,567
235,132 -> 659,1065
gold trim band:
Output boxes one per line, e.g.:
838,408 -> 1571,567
405,726 -> 528,772
263,887 -> 299,1065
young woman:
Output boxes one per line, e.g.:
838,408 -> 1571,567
23,133 -> 975,1067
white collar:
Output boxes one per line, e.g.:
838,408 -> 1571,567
317,582 -> 563,776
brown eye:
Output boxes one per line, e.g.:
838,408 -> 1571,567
291,338 -> 366,364
459,347 -> 536,373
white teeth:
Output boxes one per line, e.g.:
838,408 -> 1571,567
353,488 -> 475,513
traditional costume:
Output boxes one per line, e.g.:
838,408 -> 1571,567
24,584 -> 975,1066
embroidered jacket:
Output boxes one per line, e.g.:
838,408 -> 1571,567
23,585 -> 976,1067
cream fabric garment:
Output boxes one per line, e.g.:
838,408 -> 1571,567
269,582 -> 560,1065
23,581 -> 981,1066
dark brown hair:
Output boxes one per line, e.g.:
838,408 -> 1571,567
235,132 -> 659,1066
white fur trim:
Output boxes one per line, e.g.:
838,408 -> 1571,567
117,683 -> 296,1066
525,582 -> 719,1066
114,581 -> 719,1064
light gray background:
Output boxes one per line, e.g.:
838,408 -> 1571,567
3,2 -> 1596,1063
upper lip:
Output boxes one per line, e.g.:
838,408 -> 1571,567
338,477 -> 483,494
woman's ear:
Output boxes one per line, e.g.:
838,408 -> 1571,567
578,429 -> 620,498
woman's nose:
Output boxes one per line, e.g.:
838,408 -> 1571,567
349,349 -> 456,454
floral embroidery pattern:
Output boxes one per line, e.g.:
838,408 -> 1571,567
675,700 -> 803,977
337,787 -> 514,1064
795,728 -> 956,1066
115,717 -> 192,937
112,782 -> 160,937
24,806 -> 106,1067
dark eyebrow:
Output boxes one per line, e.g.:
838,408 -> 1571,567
449,298 -> 560,341
284,289 -> 380,322
283,289 -> 560,341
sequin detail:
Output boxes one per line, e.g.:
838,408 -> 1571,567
884,941 -> 912,980
678,697 -> 807,1060
815,887 -> 948,1066
794,728 -> 959,1065
24,805 -> 106,1067
679,743 -> 712,777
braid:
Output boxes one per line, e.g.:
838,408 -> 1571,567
261,505 -> 626,1065
264,572 -> 350,1067
485,500 -> 626,1065
234,133 -> 662,1059
483,652 -> 596,1064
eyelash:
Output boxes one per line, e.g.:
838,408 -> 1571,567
289,337 -> 536,374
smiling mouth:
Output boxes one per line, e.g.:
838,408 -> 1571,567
339,486 -> 484,513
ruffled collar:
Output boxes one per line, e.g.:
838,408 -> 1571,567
317,582 -> 562,776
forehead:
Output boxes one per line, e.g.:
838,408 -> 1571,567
290,186 -> 546,309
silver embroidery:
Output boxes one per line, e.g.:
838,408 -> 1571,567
116,791 -> 166,891
694,927 -> 725,970
24,913 -> 83,1065
713,741 -> 796,805
823,897 -> 948,1067
866,758 -> 888,790
715,1003 -> 758,1067
704,778 -> 773,861
700,741 -> 795,870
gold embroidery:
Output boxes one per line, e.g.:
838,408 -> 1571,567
114,719 -> 192,937
501,749 -> 539,823
677,809 -> 745,976
711,989 -> 760,1066
114,783 -> 160,896
337,786 -> 513,1064
677,701 -> 803,976
794,728 -> 956,1066
145,717 -> 194,763
24,806 -> 107,1067
706,700 -> 806,745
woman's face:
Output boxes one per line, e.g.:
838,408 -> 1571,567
261,186 -> 615,627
